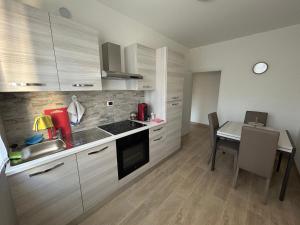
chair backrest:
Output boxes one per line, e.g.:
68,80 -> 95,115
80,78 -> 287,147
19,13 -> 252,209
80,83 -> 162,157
238,126 -> 279,179
244,111 -> 268,126
208,112 -> 219,150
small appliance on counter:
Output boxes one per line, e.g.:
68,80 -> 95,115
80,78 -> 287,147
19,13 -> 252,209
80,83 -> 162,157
130,112 -> 137,120
137,103 -> 148,121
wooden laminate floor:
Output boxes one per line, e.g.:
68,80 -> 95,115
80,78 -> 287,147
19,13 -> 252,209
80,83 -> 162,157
79,124 -> 300,225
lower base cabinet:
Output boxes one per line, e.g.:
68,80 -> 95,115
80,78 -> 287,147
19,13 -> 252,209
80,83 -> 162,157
8,155 -> 83,225
76,141 -> 118,211
149,125 -> 167,166
8,133 -> 177,225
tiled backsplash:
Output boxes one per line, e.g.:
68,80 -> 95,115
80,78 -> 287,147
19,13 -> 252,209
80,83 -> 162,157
0,91 -> 144,146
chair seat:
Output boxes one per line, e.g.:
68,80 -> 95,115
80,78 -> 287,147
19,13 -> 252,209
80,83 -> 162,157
217,139 -> 239,154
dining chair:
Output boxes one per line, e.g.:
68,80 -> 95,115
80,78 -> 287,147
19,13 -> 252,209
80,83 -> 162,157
244,111 -> 268,126
208,112 -> 239,170
233,126 -> 279,204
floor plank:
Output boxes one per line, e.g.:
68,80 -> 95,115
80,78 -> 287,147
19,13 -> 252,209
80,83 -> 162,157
79,124 -> 300,225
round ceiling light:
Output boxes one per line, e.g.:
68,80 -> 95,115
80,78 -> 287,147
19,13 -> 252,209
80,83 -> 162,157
252,62 -> 268,75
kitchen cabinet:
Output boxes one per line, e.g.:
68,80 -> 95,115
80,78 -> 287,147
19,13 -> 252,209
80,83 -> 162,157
8,155 -> 83,225
151,47 -> 185,155
125,43 -> 156,90
149,124 -> 166,166
167,74 -> 184,101
49,14 -> 102,91
166,101 -> 182,154
0,0 -> 59,92
76,141 -> 118,211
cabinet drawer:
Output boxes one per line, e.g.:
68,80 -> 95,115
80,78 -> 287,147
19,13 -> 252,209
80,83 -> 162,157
167,101 -> 183,114
149,124 -> 165,139
76,141 -> 118,211
150,134 -> 166,165
8,155 -> 83,225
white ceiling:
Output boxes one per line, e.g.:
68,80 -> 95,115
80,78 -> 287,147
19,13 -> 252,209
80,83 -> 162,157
97,0 -> 300,48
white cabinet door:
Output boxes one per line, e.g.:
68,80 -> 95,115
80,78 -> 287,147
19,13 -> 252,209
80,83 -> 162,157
150,133 -> 166,166
50,15 -> 102,91
125,44 -> 156,90
76,141 -> 118,211
149,125 -> 166,166
0,0 -> 59,92
165,101 -> 183,155
167,75 -> 184,102
8,155 -> 83,225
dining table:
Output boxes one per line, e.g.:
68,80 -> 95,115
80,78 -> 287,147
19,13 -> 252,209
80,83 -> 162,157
211,121 -> 296,201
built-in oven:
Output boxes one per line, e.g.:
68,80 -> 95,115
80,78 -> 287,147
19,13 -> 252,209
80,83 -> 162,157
116,129 -> 149,179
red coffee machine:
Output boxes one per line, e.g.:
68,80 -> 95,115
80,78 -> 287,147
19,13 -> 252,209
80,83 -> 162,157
137,103 -> 148,121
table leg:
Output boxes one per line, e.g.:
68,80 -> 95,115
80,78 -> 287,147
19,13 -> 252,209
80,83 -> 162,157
276,152 -> 283,172
279,152 -> 293,201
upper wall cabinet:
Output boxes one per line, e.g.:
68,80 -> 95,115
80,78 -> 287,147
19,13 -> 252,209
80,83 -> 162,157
125,44 -> 156,90
49,15 -> 102,91
0,0 -> 59,92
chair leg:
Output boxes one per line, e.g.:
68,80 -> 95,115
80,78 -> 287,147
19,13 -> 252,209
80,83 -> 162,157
207,151 -> 212,165
263,178 -> 271,204
233,167 -> 239,188
276,152 -> 283,172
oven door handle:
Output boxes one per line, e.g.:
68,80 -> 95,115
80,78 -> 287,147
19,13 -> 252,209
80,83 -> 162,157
88,146 -> 109,155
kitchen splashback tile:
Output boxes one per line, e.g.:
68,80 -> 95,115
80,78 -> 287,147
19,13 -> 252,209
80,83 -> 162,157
0,91 -> 144,146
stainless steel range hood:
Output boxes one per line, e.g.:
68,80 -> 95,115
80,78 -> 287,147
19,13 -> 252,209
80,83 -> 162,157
102,42 -> 143,80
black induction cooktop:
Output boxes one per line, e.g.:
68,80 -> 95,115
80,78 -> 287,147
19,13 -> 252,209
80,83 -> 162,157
98,120 -> 146,135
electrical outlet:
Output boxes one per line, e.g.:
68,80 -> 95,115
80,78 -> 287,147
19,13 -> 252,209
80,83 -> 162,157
107,101 -> 113,106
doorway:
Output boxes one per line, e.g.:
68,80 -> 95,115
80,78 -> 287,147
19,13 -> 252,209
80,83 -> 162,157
190,71 -> 221,125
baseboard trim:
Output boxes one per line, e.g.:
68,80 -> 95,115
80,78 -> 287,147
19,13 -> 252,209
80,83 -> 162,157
190,122 -> 209,127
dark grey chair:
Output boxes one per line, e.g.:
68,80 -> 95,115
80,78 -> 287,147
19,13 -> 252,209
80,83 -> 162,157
233,126 -> 279,204
244,111 -> 268,126
208,112 -> 239,170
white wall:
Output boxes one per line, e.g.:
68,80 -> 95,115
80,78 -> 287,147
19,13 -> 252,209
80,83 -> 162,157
189,24 -> 300,170
191,72 -> 221,125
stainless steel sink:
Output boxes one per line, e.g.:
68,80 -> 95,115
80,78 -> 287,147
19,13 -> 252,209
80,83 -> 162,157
21,139 -> 66,161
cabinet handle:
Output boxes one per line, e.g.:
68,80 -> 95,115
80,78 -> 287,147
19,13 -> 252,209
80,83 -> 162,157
73,84 -> 94,87
88,146 -> 109,155
29,163 -> 64,177
9,82 -> 46,87
172,103 -> 179,106
143,85 -> 151,88
153,127 -> 163,132
172,96 -> 179,100
153,136 -> 163,142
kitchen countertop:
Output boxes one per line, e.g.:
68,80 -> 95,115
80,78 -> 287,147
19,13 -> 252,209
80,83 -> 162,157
5,120 -> 165,176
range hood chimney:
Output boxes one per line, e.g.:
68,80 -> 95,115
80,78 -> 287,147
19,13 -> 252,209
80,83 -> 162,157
102,42 -> 143,80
